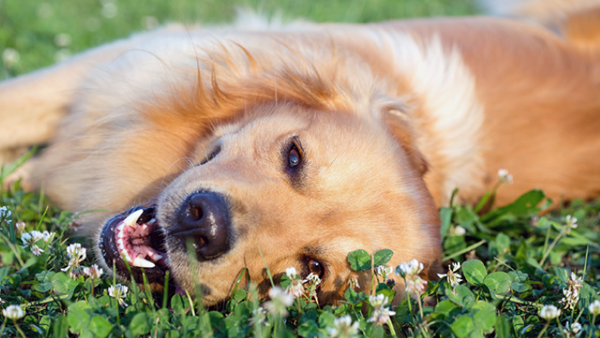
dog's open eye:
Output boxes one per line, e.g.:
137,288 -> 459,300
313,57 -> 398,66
289,147 -> 300,167
286,137 -> 304,169
199,146 -> 220,166
307,259 -> 324,278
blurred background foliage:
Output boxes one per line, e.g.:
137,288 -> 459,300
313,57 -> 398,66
1,0 -> 477,77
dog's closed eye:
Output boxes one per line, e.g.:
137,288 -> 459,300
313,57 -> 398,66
199,146 -> 221,166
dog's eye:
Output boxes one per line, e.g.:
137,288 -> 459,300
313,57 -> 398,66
287,137 -> 303,169
307,259 -> 324,278
289,147 -> 301,167
199,146 -> 220,166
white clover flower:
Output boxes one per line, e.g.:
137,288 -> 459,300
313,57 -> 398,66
563,321 -> 583,338
250,307 -> 269,326
15,221 -> 26,233
108,284 -> 128,307
369,294 -> 389,307
2,48 -> 20,67
21,231 -> 44,247
564,215 -> 578,235
83,264 -> 103,279
327,315 -> 360,337
405,274 -> 427,294
589,300 -> 600,315
368,294 -> 395,326
539,305 -> 561,320
450,226 -> 466,236
41,231 -> 54,244
498,169 -> 513,184
285,267 -> 298,279
395,259 -> 424,278
376,265 -> 393,281
560,289 -> 579,310
2,304 -> 24,320
304,273 -> 321,286
30,245 -> 44,256
304,272 -> 321,304
347,277 -> 359,289
66,243 -> 86,264
438,262 -> 463,288
569,272 -> 583,291
368,307 -> 396,326
286,278 -> 305,298
0,206 -> 11,219
264,286 -> 294,317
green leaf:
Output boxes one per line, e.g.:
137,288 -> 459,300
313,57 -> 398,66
481,189 -> 545,222
129,312 -> 151,336
452,315 -> 475,338
495,314 -> 511,338
440,207 -> 453,238
89,315 -> 113,338
471,301 -> 497,333
373,249 -> 393,266
446,285 -> 476,309
462,260 -> 487,285
67,302 -> 92,333
53,315 -> 69,338
495,233 -> 511,255
347,249 -> 371,271
434,300 -> 459,316
483,272 -> 512,295
526,257 -> 545,272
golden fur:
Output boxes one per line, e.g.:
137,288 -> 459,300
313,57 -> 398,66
1,6 -> 599,305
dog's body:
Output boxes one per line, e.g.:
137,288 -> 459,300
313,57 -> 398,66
1,6 -> 600,305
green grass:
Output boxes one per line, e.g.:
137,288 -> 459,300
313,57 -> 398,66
1,1 -> 600,337
1,0 -> 476,77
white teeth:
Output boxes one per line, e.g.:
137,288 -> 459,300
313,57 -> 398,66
117,238 -> 124,248
153,253 -> 163,260
148,219 -> 156,224
133,256 -> 156,268
124,209 -> 143,228
142,224 -> 147,230
117,223 -> 125,231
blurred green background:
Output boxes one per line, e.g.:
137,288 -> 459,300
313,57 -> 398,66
0,0 -> 478,78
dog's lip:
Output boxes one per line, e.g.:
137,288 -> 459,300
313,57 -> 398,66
98,204 -> 170,284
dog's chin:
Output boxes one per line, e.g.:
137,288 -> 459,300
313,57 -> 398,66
98,204 -> 172,287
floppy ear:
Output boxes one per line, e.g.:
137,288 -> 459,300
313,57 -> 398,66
380,102 -> 429,176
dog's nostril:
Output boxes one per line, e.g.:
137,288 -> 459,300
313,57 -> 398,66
174,192 -> 231,261
189,205 -> 203,222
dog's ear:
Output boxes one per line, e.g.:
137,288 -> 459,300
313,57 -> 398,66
380,102 -> 429,176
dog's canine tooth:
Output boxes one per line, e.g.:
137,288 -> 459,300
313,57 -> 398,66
133,256 -> 156,268
123,209 -> 143,228
148,219 -> 156,225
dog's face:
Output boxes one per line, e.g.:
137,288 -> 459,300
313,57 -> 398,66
97,102 -> 441,306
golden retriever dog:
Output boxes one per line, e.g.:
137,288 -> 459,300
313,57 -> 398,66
1,1 -> 599,306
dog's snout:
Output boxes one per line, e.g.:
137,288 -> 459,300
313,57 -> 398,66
173,192 -> 231,261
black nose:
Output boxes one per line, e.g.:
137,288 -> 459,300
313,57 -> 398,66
172,192 -> 231,261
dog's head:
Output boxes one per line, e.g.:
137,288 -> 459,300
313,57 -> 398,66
96,103 -> 441,306
90,41 -> 442,306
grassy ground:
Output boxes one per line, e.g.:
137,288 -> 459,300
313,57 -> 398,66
1,0 -> 600,337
